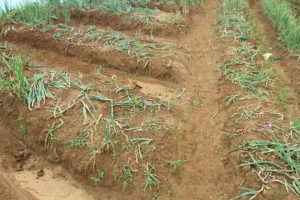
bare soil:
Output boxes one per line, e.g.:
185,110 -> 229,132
0,0 -> 299,200
69,10 -> 189,37
290,1 -> 300,17
2,27 -> 183,81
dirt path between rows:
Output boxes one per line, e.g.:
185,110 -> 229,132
167,1 -> 241,199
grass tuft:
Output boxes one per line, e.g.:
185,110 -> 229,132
26,73 -> 55,110
144,163 -> 160,190
261,0 -> 300,52
166,160 -> 188,172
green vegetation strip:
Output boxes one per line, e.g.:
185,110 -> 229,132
261,0 -> 300,51
0,0 -> 204,28
220,0 -> 300,199
0,44 -> 54,109
1,22 -> 176,69
82,26 -> 174,61
219,0 -> 274,98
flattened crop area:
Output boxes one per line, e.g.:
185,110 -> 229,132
0,0 -> 299,200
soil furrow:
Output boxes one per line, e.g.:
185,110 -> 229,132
69,10 -> 187,37
162,0 -> 242,199
0,28 -> 184,81
2,0 -> 299,199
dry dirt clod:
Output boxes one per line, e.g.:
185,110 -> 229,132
37,169 -> 45,178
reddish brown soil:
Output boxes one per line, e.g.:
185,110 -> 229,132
250,0 -> 300,95
146,2 -> 181,13
0,116 -> 125,200
290,1 -> 300,17
0,0 -> 299,200
217,1 -> 299,199
0,122 -> 22,200
69,10 -> 188,37
2,28 -> 182,81
0,1 -> 240,199
146,1 -> 203,14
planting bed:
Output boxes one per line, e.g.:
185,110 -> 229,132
0,0 -> 299,200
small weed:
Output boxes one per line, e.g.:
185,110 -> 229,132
224,94 -> 241,108
113,165 -> 137,191
229,187 -> 264,200
126,119 -> 168,132
81,99 -> 95,125
49,71 -> 73,89
130,8 -> 159,27
237,42 -> 256,60
50,98 -> 76,118
52,31 -> 63,40
99,126 -> 119,157
191,94 -> 202,108
223,94 -> 255,108
290,119 -> 300,136
45,119 -> 63,146
141,119 -> 168,130
17,116 -> 27,137
26,73 -> 55,110
40,24 -> 55,33
144,163 -> 160,190
166,160 -> 188,172
128,137 -> 153,163
91,170 -> 105,184
94,65 -> 104,75
9,56 -> 26,96
115,96 -> 170,113
0,26 -> 15,37
160,13 -> 183,25
84,31 -> 102,42
276,86 -> 294,111
230,105 -> 262,122
67,130 -> 90,148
